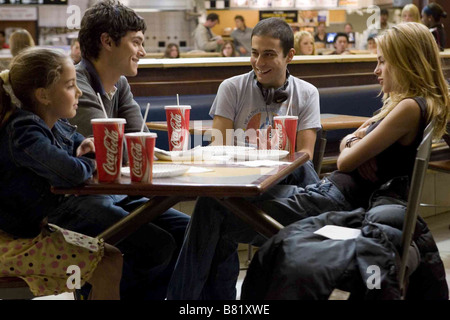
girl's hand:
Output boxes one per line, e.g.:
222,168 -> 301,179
76,138 -> 95,157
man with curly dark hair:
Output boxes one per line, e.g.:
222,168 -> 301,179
60,0 -> 190,300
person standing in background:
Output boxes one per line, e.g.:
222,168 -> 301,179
0,31 -> 9,49
231,15 -> 252,56
314,22 -> 327,49
421,2 -> 447,51
363,9 -> 393,50
193,13 -> 224,52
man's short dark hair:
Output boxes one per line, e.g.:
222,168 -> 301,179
206,13 -> 220,23
380,9 -> 389,16
235,15 -> 244,22
333,32 -> 349,44
251,18 -> 294,57
78,0 -> 146,61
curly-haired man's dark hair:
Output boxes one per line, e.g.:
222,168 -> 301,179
78,0 -> 147,61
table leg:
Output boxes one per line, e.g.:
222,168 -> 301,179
97,196 -> 182,245
215,197 -> 283,238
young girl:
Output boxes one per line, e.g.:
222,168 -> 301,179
0,47 -> 122,299
240,22 -> 450,300
167,22 -> 450,300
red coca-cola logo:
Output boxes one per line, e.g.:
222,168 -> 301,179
275,122 -> 286,150
130,141 -> 143,178
169,112 -> 183,149
102,128 -> 119,176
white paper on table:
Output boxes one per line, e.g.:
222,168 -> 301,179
234,160 -> 291,167
186,167 -> 214,174
314,225 -> 361,240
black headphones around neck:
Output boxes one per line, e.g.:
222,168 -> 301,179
255,70 -> 290,105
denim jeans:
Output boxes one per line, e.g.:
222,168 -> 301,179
48,194 -> 190,300
167,163 -> 353,300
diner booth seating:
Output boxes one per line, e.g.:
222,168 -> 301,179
136,84 -> 382,153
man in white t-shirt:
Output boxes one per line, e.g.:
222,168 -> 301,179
210,22 -> 321,162
167,18 -> 322,300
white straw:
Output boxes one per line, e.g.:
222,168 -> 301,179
176,94 -> 180,106
286,99 -> 292,116
97,92 -> 108,118
141,103 -> 150,132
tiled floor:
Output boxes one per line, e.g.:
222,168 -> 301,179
33,210 -> 450,300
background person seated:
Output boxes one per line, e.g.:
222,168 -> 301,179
367,35 -> 377,54
163,43 -> 180,58
70,39 -> 81,64
329,32 -> 351,55
220,40 -> 237,57
294,31 -> 316,55
401,3 -> 421,23
9,29 -> 35,57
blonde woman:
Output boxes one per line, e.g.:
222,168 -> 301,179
9,29 -> 35,57
294,30 -> 316,55
401,4 -> 421,23
241,22 -> 450,299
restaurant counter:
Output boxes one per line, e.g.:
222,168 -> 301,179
131,52 -> 450,97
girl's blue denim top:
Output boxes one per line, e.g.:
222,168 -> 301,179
0,109 -> 96,238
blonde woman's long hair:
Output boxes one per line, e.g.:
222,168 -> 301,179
294,31 -> 316,55
374,22 -> 450,139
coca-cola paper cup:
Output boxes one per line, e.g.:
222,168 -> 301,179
273,115 -> 298,154
125,132 -> 157,183
165,105 -> 191,151
91,118 -> 126,182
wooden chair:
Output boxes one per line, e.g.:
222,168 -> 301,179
398,120 -> 435,299
329,121 -> 436,300
312,126 -> 327,176
420,123 -> 450,210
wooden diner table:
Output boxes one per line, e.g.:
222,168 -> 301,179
51,152 -> 309,245
146,113 -> 370,135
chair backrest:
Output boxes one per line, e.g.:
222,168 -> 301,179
398,120 -> 435,297
443,122 -> 450,147
313,126 -> 327,175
